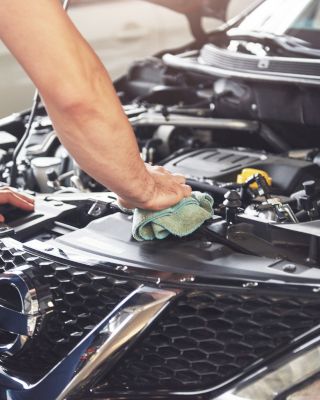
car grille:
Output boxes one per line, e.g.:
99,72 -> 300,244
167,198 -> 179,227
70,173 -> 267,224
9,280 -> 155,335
2,238 -> 320,395
103,290 -> 320,393
0,240 -> 138,382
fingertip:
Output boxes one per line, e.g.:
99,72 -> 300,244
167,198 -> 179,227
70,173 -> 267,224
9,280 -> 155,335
17,192 -> 35,205
173,175 -> 186,185
0,214 -> 5,223
28,202 -> 35,210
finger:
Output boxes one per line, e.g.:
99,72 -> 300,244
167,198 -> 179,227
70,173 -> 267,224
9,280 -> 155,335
0,214 -> 4,223
9,191 -> 35,208
154,166 -> 170,175
172,175 -> 186,185
0,191 -> 34,211
181,184 -> 192,198
16,192 -> 35,205
172,173 -> 186,178
0,187 -> 35,205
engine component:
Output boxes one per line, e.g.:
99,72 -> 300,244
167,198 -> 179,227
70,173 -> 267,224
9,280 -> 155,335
164,148 -> 320,195
31,157 -> 62,193
87,200 -> 110,218
299,180 -> 319,220
237,168 -> 272,189
0,131 -> 17,151
223,190 -> 242,224
47,169 -> 62,191
244,198 -> 299,224
243,172 -> 271,200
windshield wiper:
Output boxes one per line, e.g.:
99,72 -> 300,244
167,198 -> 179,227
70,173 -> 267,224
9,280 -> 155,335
228,28 -> 320,58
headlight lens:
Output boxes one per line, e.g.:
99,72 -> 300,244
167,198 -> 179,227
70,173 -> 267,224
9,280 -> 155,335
216,343 -> 320,400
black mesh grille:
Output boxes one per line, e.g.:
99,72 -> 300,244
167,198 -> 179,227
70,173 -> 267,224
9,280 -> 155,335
0,240 -> 137,381
104,290 -> 320,392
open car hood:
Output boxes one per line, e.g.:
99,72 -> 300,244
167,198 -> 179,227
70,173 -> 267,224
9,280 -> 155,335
151,0 -> 232,41
150,0 -> 231,18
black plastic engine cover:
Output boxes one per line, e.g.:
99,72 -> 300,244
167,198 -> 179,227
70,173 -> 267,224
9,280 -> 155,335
163,148 -> 320,195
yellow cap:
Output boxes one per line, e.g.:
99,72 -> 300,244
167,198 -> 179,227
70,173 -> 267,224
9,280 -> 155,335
237,168 -> 272,189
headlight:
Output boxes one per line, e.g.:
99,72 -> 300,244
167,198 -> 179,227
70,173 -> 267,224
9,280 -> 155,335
216,341 -> 320,400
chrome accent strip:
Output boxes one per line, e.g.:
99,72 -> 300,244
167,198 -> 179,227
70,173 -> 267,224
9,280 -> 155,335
2,286 -> 177,400
0,305 -> 30,336
0,270 -> 39,355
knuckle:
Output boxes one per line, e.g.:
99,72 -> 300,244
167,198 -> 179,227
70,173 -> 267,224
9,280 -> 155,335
0,188 -> 11,194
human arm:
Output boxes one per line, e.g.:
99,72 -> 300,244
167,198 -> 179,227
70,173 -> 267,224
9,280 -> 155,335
0,0 -> 191,210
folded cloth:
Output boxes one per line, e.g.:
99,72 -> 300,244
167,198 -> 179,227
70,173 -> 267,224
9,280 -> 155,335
132,191 -> 214,242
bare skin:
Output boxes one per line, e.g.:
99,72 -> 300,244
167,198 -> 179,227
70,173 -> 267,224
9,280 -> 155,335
0,0 -> 192,211
0,187 -> 34,222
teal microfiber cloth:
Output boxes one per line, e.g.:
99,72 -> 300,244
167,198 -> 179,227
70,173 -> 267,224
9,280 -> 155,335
132,191 -> 214,242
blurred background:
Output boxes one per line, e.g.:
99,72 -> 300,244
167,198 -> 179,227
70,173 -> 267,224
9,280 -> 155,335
0,0 -> 252,117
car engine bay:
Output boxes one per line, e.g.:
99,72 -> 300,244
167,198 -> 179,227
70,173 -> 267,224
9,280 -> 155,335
1,41 -> 320,400
0,55 -> 320,270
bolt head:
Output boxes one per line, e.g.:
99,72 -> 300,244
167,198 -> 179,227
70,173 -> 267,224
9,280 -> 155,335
283,264 -> 297,273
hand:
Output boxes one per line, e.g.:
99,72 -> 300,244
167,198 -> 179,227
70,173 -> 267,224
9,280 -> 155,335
0,187 -> 34,222
118,165 -> 192,211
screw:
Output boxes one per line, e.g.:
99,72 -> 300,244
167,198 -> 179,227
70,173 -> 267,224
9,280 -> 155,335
180,276 -> 195,283
283,264 -> 297,273
243,282 -> 258,289
116,265 -> 128,273
233,232 -> 246,240
200,241 -> 212,248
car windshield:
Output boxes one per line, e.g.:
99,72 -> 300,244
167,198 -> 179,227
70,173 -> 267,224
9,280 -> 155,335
237,0 -> 320,49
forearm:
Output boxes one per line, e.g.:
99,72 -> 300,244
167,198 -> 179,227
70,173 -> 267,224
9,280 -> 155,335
0,0 -> 153,203
40,36 -> 154,202
47,88 -> 154,203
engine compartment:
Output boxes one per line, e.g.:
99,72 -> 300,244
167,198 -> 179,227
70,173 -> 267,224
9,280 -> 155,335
1,57 -> 320,272
3,43 -> 320,400
1,141 -> 320,272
